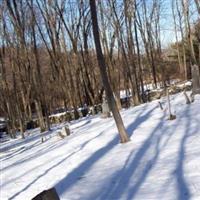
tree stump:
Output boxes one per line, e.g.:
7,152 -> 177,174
168,114 -> 176,120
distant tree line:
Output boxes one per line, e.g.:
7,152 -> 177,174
0,0 -> 199,138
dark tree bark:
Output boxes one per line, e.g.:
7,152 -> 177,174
89,0 -> 129,143
194,0 -> 200,14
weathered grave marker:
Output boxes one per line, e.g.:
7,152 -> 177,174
57,125 -> 70,139
61,125 -> 70,136
167,89 -> 176,120
191,65 -> 200,95
183,90 -> 191,104
101,91 -> 111,118
32,188 -> 60,200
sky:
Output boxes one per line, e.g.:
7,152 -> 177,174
159,0 -> 199,48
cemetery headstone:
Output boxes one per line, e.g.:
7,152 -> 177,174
167,89 -> 176,120
32,187 -> 60,200
101,92 -> 111,118
191,65 -> 200,95
183,90 -> 191,104
61,125 -> 70,136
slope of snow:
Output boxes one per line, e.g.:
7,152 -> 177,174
0,93 -> 200,200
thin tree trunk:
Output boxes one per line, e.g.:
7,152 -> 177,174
90,0 -> 129,143
194,0 -> 200,14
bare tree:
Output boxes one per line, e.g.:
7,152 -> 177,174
90,0 -> 129,143
194,0 -> 200,15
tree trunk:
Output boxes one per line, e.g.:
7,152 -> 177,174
35,100 -> 46,132
90,0 -> 129,143
194,0 -> 200,14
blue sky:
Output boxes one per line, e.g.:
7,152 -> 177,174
159,0 -> 199,48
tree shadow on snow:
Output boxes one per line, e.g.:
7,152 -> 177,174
1,120 -> 92,169
171,105 -> 198,200
7,101 -> 195,200
55,102 -> 195,200
54,104 -> 157,197
89,113 -> 169,200
7,128 -> 106,200
98,105 -> 195,200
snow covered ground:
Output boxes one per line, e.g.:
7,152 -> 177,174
0,92 -> 200,200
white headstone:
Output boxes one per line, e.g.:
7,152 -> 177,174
61,125 -> 70,136
101,91 -> 111,118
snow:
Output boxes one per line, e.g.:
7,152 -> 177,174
120,90 -> 132,99
176,81 -> 192,89
0,93 -> 200,200
49,112 -> 67,118
0,117 -> 6,122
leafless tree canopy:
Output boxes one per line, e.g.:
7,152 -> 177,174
0,0 -> 199,138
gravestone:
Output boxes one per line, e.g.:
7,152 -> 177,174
167,89 -> 176,120
57,125 -> 70,139
191,65 -> 200,95
183,90 -> 191,104
101,92 -> 111,118
32,188 -> 60,200
61,125 -> 70,136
